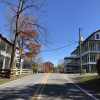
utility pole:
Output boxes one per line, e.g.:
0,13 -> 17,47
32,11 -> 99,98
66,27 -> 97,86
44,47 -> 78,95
79,28 -> 82,75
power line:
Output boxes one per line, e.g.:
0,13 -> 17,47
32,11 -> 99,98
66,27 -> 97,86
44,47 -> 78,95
40,42 -> 77,53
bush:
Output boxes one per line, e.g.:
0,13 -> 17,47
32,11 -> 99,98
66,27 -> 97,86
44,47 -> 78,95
96,58 -> 100,76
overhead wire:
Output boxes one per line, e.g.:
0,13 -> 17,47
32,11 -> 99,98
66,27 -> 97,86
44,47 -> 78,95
40,41 -> 78,53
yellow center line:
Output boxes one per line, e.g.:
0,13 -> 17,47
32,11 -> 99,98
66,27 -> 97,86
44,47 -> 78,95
32,73 -> 50,100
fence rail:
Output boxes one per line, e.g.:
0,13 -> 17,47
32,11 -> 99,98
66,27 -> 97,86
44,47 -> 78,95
0,69 -> 33,78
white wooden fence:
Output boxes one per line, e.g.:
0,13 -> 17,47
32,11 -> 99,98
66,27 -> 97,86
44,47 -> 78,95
13,68 -> 33,75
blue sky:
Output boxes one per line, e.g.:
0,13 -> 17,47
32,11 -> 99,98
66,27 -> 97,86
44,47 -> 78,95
1,0 -> 100,65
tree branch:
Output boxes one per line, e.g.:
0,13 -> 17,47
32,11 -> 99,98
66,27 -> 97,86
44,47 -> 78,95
19,4 -> 39,14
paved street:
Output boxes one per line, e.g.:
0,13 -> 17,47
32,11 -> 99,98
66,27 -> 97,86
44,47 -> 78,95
0,73 -> 98,100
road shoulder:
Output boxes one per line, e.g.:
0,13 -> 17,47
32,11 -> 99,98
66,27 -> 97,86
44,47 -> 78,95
65,74 -> 99,100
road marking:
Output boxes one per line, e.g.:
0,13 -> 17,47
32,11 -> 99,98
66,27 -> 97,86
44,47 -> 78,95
74,84 -> 99,100
64,74 -> 99,100
32,73 -> 50,100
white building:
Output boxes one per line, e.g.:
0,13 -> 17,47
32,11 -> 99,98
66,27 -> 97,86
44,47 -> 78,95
0,34 -> 32,77
71,30 -> 100,73
0,34 -> 12,77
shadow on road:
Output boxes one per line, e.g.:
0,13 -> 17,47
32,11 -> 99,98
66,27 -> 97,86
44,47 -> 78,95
77,78 -> 100,99
0,83 -> 93,100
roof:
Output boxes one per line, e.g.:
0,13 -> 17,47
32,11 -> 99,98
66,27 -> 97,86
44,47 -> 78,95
0,34 -> 13,45
82,29 -> 100,44
64,56 -> 79,60
71,29 -> 100,54
42,61 -> 54,65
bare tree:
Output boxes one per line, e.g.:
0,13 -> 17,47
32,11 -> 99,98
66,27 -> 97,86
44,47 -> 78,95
0,0 -> 46,78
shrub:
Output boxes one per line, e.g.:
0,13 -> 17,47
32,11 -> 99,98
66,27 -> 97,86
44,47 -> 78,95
96,58 -> 100,76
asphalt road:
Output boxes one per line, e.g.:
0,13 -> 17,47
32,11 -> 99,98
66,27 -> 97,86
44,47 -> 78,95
0,73 -> 98,100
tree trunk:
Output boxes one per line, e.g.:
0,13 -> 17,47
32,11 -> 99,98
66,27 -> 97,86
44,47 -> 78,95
9,33 -> 18,79
9,0 -> 24,78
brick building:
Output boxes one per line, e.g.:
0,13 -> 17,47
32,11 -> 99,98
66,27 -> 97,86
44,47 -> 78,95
39,61 -> 54,73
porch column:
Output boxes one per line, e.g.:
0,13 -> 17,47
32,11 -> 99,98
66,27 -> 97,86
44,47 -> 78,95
88,41 -> 91,72
2,57 -> 6,70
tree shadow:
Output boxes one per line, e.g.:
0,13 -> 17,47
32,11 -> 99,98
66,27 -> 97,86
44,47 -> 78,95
0,82 -> 94,100
0,83 -> 92,100
37,83 -> 93,100
0,84 -> 38,100
77,77 -> 100,99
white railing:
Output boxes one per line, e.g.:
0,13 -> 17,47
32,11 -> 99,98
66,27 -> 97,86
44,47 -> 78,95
12,68 -> 33,75
0,50 -> 11,57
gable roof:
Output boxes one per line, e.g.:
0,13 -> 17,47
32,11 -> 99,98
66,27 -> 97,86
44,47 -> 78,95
0,34 -> 13,45
71,29 -> 100,54
83,29 -> 100,43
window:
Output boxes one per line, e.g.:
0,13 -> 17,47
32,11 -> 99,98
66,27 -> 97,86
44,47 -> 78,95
0,55 -> 4,69
0,40 -> 6,50
6,44 -> 12,54
89,42 -> 95,51
96,34 -> 100,40
96,43 -> 100,51
5,57 -> 10,69
90,54 -> 96,62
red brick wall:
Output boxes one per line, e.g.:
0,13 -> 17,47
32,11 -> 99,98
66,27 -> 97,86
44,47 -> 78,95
42,62 -> 54,73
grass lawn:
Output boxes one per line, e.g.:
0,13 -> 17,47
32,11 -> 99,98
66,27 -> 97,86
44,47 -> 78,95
0,74 -> 30,85
0,78 -> 11,85
79,75 -> 99,83
0,75 -> 25,85
77,74 -> 100,98
77,75 -> 100,91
